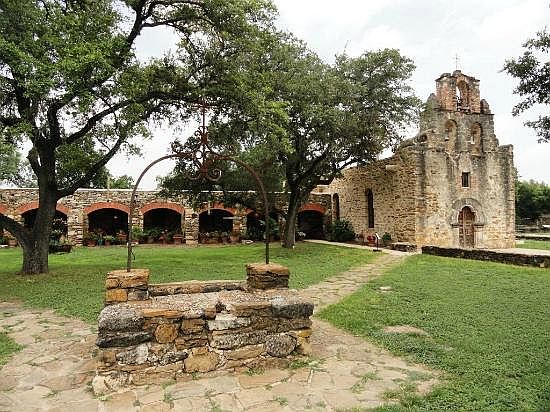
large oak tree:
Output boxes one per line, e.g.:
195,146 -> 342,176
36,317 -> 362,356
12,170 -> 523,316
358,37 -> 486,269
189,35 -> 420,247
0,0 -> 276,274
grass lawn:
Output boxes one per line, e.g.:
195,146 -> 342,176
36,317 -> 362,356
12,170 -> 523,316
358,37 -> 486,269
0,242 -> 374,323
319,254 -> 550,411
0,332 -> 22,366
518,239 -> 550,251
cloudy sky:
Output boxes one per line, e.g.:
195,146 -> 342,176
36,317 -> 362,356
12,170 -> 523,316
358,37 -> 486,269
113,0 -> 550,188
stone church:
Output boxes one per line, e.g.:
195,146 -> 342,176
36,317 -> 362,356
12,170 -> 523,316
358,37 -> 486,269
327,70 -> 516,249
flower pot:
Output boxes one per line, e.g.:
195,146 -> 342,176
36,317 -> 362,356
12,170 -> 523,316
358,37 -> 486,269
7,239 -> 17,247
173,235 -> 183,245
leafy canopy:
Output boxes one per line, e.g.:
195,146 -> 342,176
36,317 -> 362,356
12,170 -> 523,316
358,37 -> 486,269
503,29 -> 550,142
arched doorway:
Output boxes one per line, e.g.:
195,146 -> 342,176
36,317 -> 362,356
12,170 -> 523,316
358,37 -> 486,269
298,210 -> 325,239
143,208 -> 182,234
458,206 -> 475,248
199,209 -> 233,235
246,211 -> 280,241
88,208 -> 128,236
22,209 -> 68,242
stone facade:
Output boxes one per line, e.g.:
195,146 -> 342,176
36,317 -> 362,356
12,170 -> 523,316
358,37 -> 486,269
0,188 -> 331,245
94,265 -> 313,391
328,71 -> 516,249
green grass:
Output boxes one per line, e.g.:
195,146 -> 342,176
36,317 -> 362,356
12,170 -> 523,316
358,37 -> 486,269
319,254 -> 550,411
0,242 -> 374,323
518,239 -> 550,251
0,332 -> 22,366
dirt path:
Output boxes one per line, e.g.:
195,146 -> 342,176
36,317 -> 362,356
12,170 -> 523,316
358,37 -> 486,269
0,250 -> 439,411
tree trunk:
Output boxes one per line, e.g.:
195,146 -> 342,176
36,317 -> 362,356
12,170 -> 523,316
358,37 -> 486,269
20,193 -> 57,275
282,189 -> 301,248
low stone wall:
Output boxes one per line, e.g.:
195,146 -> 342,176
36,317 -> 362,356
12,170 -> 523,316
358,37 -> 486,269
94,265 -> 313,393
422,246 -> 550,268
390,242 -> 417,253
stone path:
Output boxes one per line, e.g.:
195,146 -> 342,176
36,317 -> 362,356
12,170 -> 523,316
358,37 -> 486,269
0,249 -> 439,411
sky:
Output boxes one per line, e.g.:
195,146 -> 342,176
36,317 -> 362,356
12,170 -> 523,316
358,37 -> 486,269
110,0 -> 550,188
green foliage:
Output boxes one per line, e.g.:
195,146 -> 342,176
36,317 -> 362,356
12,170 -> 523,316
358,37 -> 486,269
516,180 -> 550,220
0,0 -> 279,272
0,332 -> 22,366
0,136 -> 20,183
320,255 -> 550,411
327,219 -> 356,242
503,28 -> 550,142
0,243 -> 376,323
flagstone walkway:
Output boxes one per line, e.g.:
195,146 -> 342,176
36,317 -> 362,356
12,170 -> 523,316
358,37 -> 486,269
0,249 -> 439,411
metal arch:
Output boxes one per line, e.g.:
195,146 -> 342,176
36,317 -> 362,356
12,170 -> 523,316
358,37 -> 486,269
126,105 -> 271,272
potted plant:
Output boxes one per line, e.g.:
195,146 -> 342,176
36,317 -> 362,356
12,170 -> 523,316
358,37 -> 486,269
146,227 -> 162,243
103,235 -> 115,246
221,231 -> 230,244
83,232 -> 98,246
7,237 -> 18,247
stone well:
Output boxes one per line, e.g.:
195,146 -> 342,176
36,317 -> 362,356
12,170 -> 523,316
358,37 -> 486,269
94,264 -> 313,392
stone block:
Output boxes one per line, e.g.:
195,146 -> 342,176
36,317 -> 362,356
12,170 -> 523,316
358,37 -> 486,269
115,343 -> 149,365
207,313 -> 252,331
141,308 -> 185,319
154,324 -> 179,343
105,288 -> 128,303
246,263 -> 289,290
175,333 -> 208,349
96,331 -> 151,348
98,306 -> 144,332
106,269 -> 149,289
184,351 -> 219,373
224,344 -> 265,360
181,318 -> 206,334
271,297 -> 314,318
229,301 -> 273,317
265,333 -> 296,357
128,289 -> 149,301
210,330 -> 267,350
276,318 -> 312,332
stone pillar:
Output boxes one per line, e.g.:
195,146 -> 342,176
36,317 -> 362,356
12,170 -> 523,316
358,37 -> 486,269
184,209 -> 198,245
246,263 -> 289,290
104,269 -> 150,305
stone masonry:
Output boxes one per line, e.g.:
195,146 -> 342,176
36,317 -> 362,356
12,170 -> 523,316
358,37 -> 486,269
0,188 -> 331,245
328,70 -> 515,249
94,264 -> 313,392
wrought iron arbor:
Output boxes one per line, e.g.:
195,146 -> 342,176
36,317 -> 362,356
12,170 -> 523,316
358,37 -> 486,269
126,104 -> 271,271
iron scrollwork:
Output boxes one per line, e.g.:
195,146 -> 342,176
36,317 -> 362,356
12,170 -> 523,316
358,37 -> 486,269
127,103 -> 271,271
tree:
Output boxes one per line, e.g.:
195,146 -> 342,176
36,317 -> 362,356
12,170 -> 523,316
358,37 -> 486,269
0,0 -> 276,274
516,180 -> 550,221
202,35 -> 419,247
0,136 -> 20,182
503,29 -> 550,142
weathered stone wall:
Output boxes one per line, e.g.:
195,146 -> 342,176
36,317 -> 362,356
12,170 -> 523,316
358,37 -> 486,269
94,265 -> 313,392
422,246 -> 550,268
327,150 -> 418,243
0,188 -> 332,245
327,70 -> 516,249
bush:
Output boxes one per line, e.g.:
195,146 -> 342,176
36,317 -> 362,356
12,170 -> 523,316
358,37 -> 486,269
327,219 -> 355,242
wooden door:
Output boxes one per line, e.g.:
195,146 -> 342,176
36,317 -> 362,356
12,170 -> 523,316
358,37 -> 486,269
458,206 -> 475,248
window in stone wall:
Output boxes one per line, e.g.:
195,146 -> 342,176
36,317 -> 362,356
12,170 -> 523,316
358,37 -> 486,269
445,120 -> 458,152
470,123 -> 482,155
461,172 -> 470,188
366,189 -> 374,228
333,193 -> 340,221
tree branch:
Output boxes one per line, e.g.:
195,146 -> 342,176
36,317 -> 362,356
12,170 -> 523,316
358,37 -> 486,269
0,214 -> 30,246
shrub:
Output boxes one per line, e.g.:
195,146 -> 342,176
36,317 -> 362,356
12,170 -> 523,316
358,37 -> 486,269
327,219 -> 355,242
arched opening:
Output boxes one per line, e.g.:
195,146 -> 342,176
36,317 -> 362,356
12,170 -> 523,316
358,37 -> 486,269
246,211 -> 279,241
22,209 -> 68,242
456,80 -> 469,111
332,193 -> 340,221
470,122 -> 482,155
458,206 -> 475,248
297,210 -> 324,239
199,209 -> 233,241
445,120 -> 458,152
143,208 -> 182,235
88,208 -> 128,237
366,189 -> 374,229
